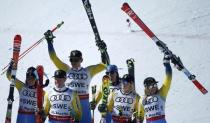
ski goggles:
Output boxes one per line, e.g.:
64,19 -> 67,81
69,57 -> 81,62
145,83 -> 158,89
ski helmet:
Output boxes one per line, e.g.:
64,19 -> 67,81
143,77 -> 158,87
122,74 -> 134,84
53,70 -> 66,78
69,50 -> 82,58
26,67 -> 36,78
106,65 -> 118,73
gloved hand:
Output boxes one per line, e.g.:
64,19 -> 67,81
44,30 -> 55,42
90,100 -> 96,110
96,40 -> 107,51
98,103 -> 107,113
8,59 -> 14,71
171,55 -> 184,71
163,52 -> 171,64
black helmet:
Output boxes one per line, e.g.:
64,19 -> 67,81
26,67 -> 36,78
53,70 -> 66,78
69,50 -> 82,58
122,74 -> 134,83
143,77 -> 158,87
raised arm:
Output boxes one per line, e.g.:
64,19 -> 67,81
6,62 -> 24,91
44,30 -> 70,72
96,40 -> 110,65
159,54 -> 172,99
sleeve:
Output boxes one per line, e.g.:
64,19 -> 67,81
47,41 -> 70,72
72,92 -> 82,120
87,63 -> 106,77
137,97 -> 145,123
159,62 -> 172,99
107,92 -> 114,113
6,68 -> 24,91
43,92 -> 51,115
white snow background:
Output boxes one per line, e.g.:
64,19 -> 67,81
0,0 -> 210,122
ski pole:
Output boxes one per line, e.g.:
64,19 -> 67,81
1,21 -> 64,75
91,85 -> 97,123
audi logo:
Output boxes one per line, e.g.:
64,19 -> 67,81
22,90 -> 36,98
50,94 -> 71,102
67,73 -> 88,80
115,97 -> 133,104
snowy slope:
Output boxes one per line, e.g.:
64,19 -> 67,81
0,0 -> 210,122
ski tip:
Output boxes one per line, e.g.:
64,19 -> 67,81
14,34 -> 21,41
121,2 -> 129,10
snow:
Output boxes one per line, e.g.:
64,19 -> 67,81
0,0 -> 210,122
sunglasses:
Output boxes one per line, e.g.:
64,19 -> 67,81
145,83 -> 158,89
106,71 -> 115,75
69,57 -> 81,62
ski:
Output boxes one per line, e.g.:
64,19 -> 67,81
100,75 -> 110,123
5,35 -> 22,123
126,58 -> 135,90
81,0 -> 110,64
91,85 -> 97,123
121,3 -> 208,95
34,65 -> 44,123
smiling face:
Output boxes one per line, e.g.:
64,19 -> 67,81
26,75 -> 36,86
121,80 -> 134,93
144,83 -> 159,96
69,57 -> 82,68
106,71 -> 118,83
54,77 -> 66,88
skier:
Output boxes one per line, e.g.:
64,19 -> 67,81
44,30 -> 109,123
90,64 -> 121,123
6,64 -> 44,123
99,74 -> 141,123
43,70 -> 82,123
137,53 -> 172,123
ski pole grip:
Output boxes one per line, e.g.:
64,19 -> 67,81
51,21 -> 64,32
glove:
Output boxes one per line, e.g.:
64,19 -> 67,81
96,40 -> 107,51
44,30 -> 55,42
90,101 -> 96,110
98,103 -> 107,113
171,55 -> 184,71
7,59 -> 14,72
163,52 -> 171,64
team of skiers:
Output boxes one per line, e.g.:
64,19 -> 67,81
6,29 -> 177,123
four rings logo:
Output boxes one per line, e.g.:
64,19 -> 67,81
115,97 -> 133,104
67,73 -> 88,80
50,94 -> 71,102
22,90 -> 36,98
144,96 -> 158,105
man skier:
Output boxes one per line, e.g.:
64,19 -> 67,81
44,30 -> 110,123
43,70 -> 82,123
90,64 -> 121,122
137,53 -> 173,123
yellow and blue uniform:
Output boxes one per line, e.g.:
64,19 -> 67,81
138,62 -> 172,123
47,41 -> 106,123
6,70 -> 42,123
107,89 -> 140,123
44,86 -> 82,123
